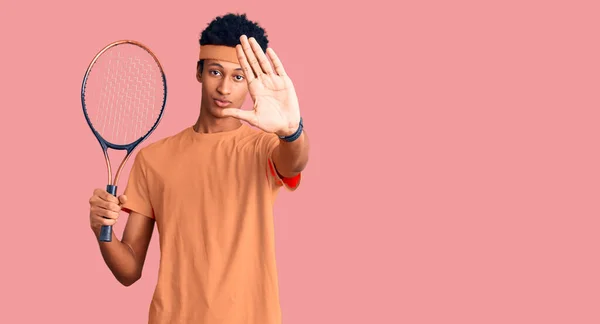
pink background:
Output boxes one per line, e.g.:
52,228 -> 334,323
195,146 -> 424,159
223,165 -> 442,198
2,0 -> 600,323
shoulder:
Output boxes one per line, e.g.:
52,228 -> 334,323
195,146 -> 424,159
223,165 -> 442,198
135,127 -> 191,164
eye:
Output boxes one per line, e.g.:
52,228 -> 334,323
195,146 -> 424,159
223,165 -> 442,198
234,75 -> 245,82
209,70 -> 221,76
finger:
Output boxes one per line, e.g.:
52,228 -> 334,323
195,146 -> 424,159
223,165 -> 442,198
118,195 -> 128,205
235,44 -> 256,84
91,197 -> 121,212
249,37 -> 274,75
102,213 -> 119,221
93,188 -> 119,204
219,108 -> 257,125
94,215 -> 117,226
92,207 -> 120,220
102,219 -> 117,226
239,35 -> 263,78
266,48 -> 286,76
91,203 -> 121,216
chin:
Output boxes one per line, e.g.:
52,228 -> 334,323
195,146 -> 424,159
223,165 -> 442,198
207,106 -> 224,118
210,106 -> 236,120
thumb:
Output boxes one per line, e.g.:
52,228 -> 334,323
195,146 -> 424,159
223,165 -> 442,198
118,194 -> 128,205
219,108 -> 257,124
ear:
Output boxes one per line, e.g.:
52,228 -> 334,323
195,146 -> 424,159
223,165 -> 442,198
196,60 -> 203,83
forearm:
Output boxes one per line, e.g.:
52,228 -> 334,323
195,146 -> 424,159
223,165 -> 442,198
273,130 -> 310,177
93,228 -> 140,286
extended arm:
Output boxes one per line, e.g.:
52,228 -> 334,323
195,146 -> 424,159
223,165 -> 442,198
271,126 -> 310,178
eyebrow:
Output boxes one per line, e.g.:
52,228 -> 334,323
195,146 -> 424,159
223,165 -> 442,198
208,62 -> 243,71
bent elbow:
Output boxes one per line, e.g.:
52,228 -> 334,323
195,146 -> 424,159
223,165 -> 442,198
293,156 -> 309,173
117,272 -> 142,287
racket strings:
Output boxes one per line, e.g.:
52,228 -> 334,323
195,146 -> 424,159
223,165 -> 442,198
84,43 -> 164,146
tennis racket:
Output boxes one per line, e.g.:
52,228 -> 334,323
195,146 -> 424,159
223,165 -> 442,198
81,40 -> 167,242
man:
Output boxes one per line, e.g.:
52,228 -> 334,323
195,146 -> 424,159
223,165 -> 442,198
87,13 -> 309,323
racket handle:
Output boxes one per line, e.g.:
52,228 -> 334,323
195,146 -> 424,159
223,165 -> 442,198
99,184 -> 118,242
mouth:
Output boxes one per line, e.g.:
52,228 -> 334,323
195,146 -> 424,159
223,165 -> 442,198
213,98 -> 231,108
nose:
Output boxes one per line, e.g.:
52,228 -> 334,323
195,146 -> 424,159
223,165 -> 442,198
217,78 -> 232,95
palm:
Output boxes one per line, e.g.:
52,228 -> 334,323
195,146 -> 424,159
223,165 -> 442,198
248,74 -> 299,133
219,36 -> 301,136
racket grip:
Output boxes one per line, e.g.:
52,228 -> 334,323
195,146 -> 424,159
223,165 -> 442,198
99,185 -> 118,242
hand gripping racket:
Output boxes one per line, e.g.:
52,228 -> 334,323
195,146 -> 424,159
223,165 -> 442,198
81,40 -> 167,242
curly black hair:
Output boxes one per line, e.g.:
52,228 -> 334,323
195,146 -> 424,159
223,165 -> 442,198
197,13 -> 269,74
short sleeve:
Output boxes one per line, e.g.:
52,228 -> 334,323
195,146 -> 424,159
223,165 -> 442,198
260,133 -> 302,192
121,150 -> 155,219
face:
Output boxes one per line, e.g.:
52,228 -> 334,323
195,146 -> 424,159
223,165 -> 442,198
197,59 -> 248,118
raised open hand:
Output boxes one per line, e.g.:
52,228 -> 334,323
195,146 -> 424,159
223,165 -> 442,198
217,35 -> 301,137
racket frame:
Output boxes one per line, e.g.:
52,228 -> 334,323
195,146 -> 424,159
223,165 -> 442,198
81,40 -> 167,242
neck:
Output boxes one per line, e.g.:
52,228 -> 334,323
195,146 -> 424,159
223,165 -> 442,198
193,106 -> 242,134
